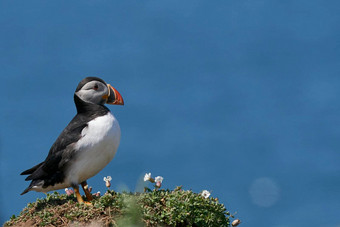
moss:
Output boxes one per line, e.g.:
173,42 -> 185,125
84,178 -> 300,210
5,187 -> 236,227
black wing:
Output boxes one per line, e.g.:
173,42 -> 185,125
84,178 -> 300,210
21,114 -> 89,184
21,96 -> 110,193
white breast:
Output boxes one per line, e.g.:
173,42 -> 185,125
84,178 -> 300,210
66,112 -> 121,185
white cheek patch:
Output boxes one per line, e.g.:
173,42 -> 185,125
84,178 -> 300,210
75,80 -> 108,104
76,90 -> 98,103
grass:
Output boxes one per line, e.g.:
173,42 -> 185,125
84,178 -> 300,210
5,186 -> 236,226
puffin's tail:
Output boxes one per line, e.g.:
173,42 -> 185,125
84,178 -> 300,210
21,184 -> 33,195
21,162 -> 45,195
20,162 -> 44,175
20,180 -> 41,195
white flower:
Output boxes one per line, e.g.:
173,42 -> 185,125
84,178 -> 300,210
155,176 -> 164,188
143,173 -> 155,183
201,190 -> 211,199
232,219 -> 241,226
144,173 -> 152,182
65,188 -> 74,196
155,176 -> 163,183
93,191 -> 101,197
103,176 -> 112,182
104,176 -> 112,188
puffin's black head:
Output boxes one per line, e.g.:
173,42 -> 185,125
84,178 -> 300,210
75,77 -> 124,106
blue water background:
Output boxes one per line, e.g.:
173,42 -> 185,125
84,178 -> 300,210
1,1 -> 339,226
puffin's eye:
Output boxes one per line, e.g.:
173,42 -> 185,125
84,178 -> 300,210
93,84 -> 99,90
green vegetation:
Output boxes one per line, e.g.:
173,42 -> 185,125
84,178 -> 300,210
6,187 -> 235,226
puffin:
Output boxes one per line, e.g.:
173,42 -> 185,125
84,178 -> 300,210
20,77 -> 124,204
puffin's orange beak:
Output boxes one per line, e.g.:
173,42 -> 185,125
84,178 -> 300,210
103,84 -> 124,105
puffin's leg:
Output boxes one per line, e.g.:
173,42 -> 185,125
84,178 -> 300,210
73,186 -> 84,203
73,185 -> 92,205
81,181 -> 93,201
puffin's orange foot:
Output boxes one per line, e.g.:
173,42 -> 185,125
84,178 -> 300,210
81,181 -> 93,202
83,201 -> 93,206
73,184 -> 93,205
